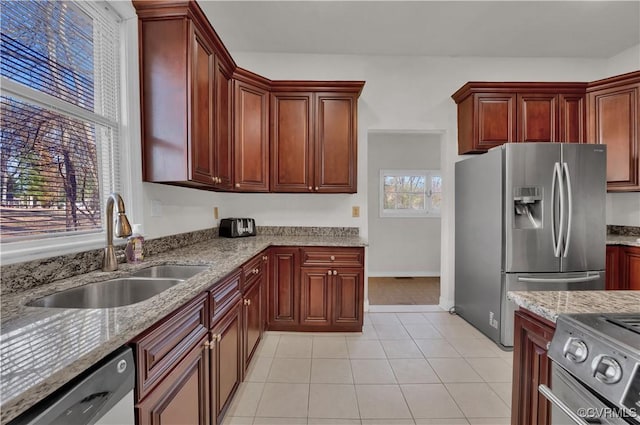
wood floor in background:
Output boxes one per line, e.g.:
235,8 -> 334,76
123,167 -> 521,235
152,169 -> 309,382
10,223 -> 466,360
368,276 -> 440,305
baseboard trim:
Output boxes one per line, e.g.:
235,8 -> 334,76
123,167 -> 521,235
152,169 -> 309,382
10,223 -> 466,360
439,296 -> 455,311
368,271 -> 441,278
369,304 -> 446,312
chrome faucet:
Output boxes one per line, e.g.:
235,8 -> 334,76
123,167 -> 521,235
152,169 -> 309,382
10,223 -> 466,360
102,193 -> 132,271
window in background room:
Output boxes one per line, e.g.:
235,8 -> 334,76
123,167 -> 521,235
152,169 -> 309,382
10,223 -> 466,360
380,169 -> 442,217
0,0 -> 121,241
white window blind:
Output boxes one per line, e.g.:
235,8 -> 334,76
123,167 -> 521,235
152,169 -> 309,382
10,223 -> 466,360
380,169 -> 442,218
0,0 -> 121,241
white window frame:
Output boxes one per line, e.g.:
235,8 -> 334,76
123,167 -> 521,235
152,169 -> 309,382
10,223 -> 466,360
0,1 -> 137,265
379,169 -> 442,218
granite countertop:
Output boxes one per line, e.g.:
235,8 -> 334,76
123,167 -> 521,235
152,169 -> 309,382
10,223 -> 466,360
0,235 -> 366,424
606,234 -> 640,247
507,290 -> 640,323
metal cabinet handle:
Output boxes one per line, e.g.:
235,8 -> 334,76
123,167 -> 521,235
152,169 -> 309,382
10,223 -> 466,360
235,183 -> 240,188
262,255 -> 268,261
308,186 -> 312,191
330,255 -> 335,261
217,334 -> 221,342
315,186 -> 319,191
327,270 -> 332,275
247,299 -> 251,306
333,270 -> 337,275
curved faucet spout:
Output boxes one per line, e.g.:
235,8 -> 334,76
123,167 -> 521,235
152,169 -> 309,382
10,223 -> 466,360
103,193 -> 132,271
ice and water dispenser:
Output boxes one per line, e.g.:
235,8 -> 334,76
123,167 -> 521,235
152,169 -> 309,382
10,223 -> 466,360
513,187 -> 542,229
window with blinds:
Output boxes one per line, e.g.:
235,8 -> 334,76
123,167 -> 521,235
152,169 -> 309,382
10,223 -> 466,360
0,0 -> 121,241
380,169 -> 442,218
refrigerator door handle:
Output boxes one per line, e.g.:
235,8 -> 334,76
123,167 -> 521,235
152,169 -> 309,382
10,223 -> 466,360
562,162 -> 573,258
517,272 -> 601,284
551,162 -> 564,257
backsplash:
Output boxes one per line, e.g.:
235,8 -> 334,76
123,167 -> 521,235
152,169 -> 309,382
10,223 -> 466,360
607,225 -> 640,236
0,226 -> 358,293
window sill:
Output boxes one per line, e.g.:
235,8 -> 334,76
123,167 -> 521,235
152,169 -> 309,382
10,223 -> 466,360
1,233 -> 106,266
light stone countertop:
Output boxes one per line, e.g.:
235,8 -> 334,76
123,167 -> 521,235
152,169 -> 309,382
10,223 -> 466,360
507,290 -> 640,323
0,235 -> 366,424
606,234 -> 640,247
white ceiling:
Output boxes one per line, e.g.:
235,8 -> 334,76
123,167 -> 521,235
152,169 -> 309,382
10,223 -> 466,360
199,1 -> 640,58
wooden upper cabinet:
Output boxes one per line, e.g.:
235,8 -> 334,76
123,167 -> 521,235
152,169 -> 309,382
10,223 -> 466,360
213,58 -> 233,190
271,92 -> 314,192
587,71 -> 640,192
315,93 -> 358,193
233,71 -> 270,192
452,82 -> 587,154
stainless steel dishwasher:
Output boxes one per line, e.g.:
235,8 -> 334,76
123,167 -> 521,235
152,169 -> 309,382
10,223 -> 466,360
9,347 -> 135,425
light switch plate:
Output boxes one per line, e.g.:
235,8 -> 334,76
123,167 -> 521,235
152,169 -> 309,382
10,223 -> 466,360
352,206 -> 360,217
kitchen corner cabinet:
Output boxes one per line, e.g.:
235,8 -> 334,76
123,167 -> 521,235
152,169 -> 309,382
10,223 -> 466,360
587,71 -> 640,192
511,309 -> 554,425
270,84 -> 363,193
233,70 -> 270,192
606,244 -> 640,290
452,83 -> 587,154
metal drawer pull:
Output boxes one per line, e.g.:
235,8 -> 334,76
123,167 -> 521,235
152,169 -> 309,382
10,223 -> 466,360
327,270 -> 332,275
538,385 -> 590,425
333,270 -> 337,275
330,255 -> 335,261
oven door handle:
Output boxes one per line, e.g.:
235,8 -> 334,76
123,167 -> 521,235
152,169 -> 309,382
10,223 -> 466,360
538,384 -> 591,425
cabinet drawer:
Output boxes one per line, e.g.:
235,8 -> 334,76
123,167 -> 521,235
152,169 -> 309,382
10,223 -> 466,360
132,293 -> 208,402
209,269 -> 242,325
242,252 -> 268,288
301,247 -> 364,267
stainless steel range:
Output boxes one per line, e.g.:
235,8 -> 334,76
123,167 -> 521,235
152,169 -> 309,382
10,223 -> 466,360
542,313 -> 640,424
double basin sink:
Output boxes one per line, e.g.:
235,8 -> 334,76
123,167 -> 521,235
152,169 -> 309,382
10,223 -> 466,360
27,265 -> 209,309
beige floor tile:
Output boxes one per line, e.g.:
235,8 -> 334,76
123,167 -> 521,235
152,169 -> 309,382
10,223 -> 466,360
423,313 -> 466,326
444,383 -> 510,418
346,340 -> 386,359
347,325 -> 379,341
368,313 -> 401,326
446,338 -> 502,358
488,382 -> 512,408
466,358 -> 512,383
466,418 -> 510,424
308,384 -> 360,419
311,358 -> 353,384
246,356 -> 274,382
351,359 -> 397,384
436,324 -> 484,340
397,312 -> 430,324
308,419 -> 360,425
226,382 -> 265,417
276,335 -> 313,358
428,358 -> 483,383
267,358 -> 311,383
414,339 -> 461,358
222,416 -> 254,425
381,339 -> 424,359
257,334 -> 281,357
373,324 -> 411,340
390,358 -> 440,384
312,337 -> 349,358
256,383 -> 309,418
414,420 -> 470,425
404,323 -> 443,339
253,418 -> 308,425
401,384 -> 464,419
362,420 -> 416,425
355,385 -> 412,419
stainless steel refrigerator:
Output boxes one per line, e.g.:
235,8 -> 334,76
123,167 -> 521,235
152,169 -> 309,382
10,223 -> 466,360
455,143 -> 606,348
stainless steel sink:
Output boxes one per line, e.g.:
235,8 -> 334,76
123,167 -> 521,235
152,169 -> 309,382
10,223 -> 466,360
26,278 -> 183,309
129,265 -> 209,279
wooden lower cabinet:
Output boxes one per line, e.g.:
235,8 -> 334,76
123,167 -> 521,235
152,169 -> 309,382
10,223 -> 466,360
300,268 -> 332,327
136,335 -> 210,425
269,247 -> 300,328
606,245 -> 621,290
606,244 -> 640,290
333,268 -> 363,326
210,301 -> 242,423
511,309 -> 555,425
243,277 -> 263,369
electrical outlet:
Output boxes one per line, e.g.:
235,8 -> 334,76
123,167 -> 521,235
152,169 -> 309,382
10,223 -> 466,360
352,206 -> 360,217
213,207 -> 219,220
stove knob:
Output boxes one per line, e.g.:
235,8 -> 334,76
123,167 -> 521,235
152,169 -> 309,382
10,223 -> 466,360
563,338 -> 588,363
591,355 -> 622,384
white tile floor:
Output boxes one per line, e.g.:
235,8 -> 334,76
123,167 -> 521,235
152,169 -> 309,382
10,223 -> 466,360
223,312 -> 513,425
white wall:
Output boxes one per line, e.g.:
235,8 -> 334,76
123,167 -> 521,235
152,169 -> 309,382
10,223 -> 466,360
603,43 -> 640,77
367,132 -> 441,276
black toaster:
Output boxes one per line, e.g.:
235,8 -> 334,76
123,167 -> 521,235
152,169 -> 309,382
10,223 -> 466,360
219,218 -> 256,238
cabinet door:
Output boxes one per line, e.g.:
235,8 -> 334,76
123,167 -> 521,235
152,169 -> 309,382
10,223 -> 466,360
136,336 -> 209,425
517,94 -> 558,143
333,268 -> 363,327
511,310 -> 554,425
475,93 -> 517,151
314,93 -> 357,193
559,94 -> 585,143
234,80 -> 269,192
606,245 -> 621,290
621,246 -> 640,290
243,279 -> 263,370
271,92 -> 314,192
300,268 -> 332,327
588,83 -> 639,190
190,27 -> 215,185
213,57 -> 233,190
268,248 -> 299,328
211,302 -> 242,420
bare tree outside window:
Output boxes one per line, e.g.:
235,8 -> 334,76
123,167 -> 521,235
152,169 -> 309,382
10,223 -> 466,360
380,170 -> 442,217
0,1 -> 119,240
